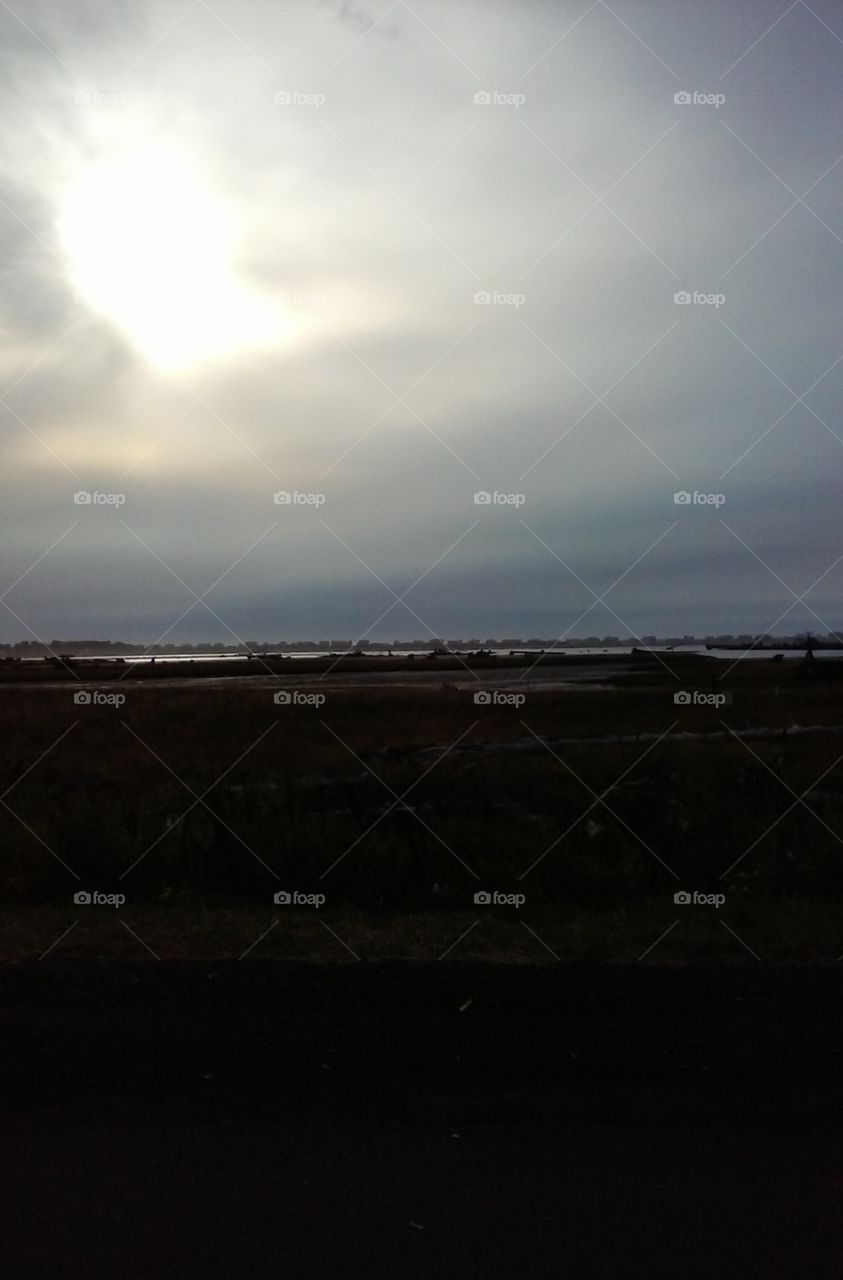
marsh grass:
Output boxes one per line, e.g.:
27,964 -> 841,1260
1,658 -> 841,958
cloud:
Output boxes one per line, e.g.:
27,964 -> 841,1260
0,0 -> 841,640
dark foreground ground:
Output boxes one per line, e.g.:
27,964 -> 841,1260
2,961 -> 843,1279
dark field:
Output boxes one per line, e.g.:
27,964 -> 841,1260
4,652 -> 843,1276
3,960 -> 843,1278
1,651 -> 842,961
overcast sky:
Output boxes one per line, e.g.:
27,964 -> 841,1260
1,0 -> 841,643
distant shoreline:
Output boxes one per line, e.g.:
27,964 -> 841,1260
2,647 -> 839,685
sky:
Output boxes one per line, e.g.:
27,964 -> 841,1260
1,0 -> 841,644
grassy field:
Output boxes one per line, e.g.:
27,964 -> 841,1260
2,652 -> 842,961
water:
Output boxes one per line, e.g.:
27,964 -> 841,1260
17,646 -> 842,663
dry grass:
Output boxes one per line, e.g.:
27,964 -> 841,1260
1,659 -> 842,962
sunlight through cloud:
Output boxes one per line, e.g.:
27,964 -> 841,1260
57,141 -> 293,372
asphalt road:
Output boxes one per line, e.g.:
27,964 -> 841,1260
2,962 -> 842,1278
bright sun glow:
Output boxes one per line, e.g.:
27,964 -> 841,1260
58,143 -> 292,372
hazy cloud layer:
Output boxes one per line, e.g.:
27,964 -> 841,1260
1,0 -> 841,642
